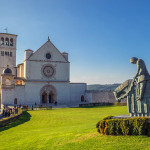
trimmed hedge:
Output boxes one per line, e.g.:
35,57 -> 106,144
114,102 -> 127,106
96,116 -> 150,136
79,103 -> 114,107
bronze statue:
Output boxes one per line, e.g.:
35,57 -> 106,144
114,57 -> 150,117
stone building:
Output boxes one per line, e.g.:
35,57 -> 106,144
0,33 -> 86,107
0,32 -> 116,108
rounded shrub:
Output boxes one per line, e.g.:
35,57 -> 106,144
96,116 -> 150,136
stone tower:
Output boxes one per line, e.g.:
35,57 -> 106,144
0,33 -> 17,76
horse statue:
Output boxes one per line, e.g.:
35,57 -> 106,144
113,79 -> 132,101
114,57 -> 150,117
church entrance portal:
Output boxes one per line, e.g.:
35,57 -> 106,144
49,92 -> 54,103
42,92 -> 47,103
40,85 -> 57,105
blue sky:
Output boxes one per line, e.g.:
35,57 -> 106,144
1,0 -> 150,84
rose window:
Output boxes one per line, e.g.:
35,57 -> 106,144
42,65 -> 55,77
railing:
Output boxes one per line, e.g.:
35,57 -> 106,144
15,80 -> 25,86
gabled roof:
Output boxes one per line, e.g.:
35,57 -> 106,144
27,39 -> 68,63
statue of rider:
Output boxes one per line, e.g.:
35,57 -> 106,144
129,57 -> 150,101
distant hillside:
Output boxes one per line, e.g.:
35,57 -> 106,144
87,84 -> 120,91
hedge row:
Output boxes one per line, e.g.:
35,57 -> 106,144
114,102 -> 127,106
79,103 -> 114,107
96,116 -> 150,136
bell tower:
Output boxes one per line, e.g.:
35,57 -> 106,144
0,33 -> 17,75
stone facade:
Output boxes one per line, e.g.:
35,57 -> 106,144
0,33 -> 116,107
0,33 -> 87,107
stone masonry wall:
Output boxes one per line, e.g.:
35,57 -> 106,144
85,90 -> 117,103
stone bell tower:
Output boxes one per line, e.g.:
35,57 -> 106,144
0,33 -> 17,76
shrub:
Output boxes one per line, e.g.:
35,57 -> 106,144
96,115 -> 114,133
114,102 -> 127,106
96,116 -> 150,136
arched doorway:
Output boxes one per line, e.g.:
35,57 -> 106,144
42,92 -> 47,104
81,95 -> 84,102
40,85 -> 57,104
14,98 -> 17,105
49,91 -> 54,103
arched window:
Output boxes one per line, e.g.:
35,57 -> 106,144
5,38 -> 9,46
10,38 -> 13,46
5,51 -> 9,56
6,78 -> 11,85
1,37 -> 4,46
1,51 -> 4,56
10,52 -> 12,57
81,95 -> 84,102
14,98 -> 17,105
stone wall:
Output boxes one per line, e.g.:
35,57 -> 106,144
70,83 -> 87,104
0,111 -> 22,127
1,85 -> 25,106
23,107 -> 52,111
85,90 -> 117,103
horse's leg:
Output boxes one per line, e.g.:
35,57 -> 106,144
139,81 -> 147,100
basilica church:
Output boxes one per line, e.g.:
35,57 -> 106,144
0,33 -> 87,107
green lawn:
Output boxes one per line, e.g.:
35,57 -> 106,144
0,106 -> 150,150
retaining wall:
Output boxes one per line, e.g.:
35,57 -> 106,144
0,111 -> 22,127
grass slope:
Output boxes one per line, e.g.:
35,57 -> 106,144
0,106 -> 149,150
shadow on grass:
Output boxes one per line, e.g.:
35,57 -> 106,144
0,111 -> 31,132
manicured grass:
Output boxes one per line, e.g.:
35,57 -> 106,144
0,106 -> 150,150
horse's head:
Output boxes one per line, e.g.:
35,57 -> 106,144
114,79 -> 132,101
